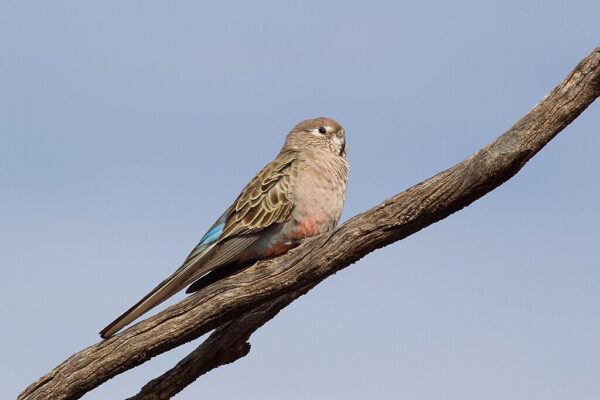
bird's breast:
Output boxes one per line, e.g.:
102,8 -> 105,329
288,152 -> 348,240
255,151 -> 348,257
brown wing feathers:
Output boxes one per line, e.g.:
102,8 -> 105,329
221,151 -> 297,237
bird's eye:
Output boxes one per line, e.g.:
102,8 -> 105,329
318,127 -> 327,134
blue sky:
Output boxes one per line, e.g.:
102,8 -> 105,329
2,1 -> 599,399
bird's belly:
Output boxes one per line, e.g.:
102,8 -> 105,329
255,207 -> 339,259
255,219 -> 321,258
292,218 -> 322,239
259,241 -> 296,257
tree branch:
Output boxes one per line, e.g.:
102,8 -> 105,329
20,47 -> 600,400
127,284 -> 314,400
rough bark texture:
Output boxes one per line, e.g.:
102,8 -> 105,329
126,284 -> 314,400
19,47 -> 600,400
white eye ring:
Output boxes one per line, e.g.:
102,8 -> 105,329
310,126 -> 328,137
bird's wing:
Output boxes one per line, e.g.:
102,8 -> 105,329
99,151 -> 299,338
179,149 -> 299,272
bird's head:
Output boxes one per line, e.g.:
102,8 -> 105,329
283,117 -> 346,157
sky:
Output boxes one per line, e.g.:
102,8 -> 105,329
2,1 -> 599,399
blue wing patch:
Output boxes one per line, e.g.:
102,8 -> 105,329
187,211 -> 228,259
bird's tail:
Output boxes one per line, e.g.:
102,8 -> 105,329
99,247 -> 216,339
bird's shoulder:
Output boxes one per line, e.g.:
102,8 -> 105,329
221,150 -> 301,238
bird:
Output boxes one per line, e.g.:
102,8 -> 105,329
99,117 -> 348,338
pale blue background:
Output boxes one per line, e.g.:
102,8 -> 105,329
2,1 -> 599,399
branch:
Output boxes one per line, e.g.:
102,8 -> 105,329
20,47 -> 600,400
127,284 -> 314,400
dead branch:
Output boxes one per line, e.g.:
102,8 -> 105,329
19,47 -> 600,400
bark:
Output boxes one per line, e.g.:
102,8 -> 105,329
126,284 -> 314,400
19,47 -> 600,400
